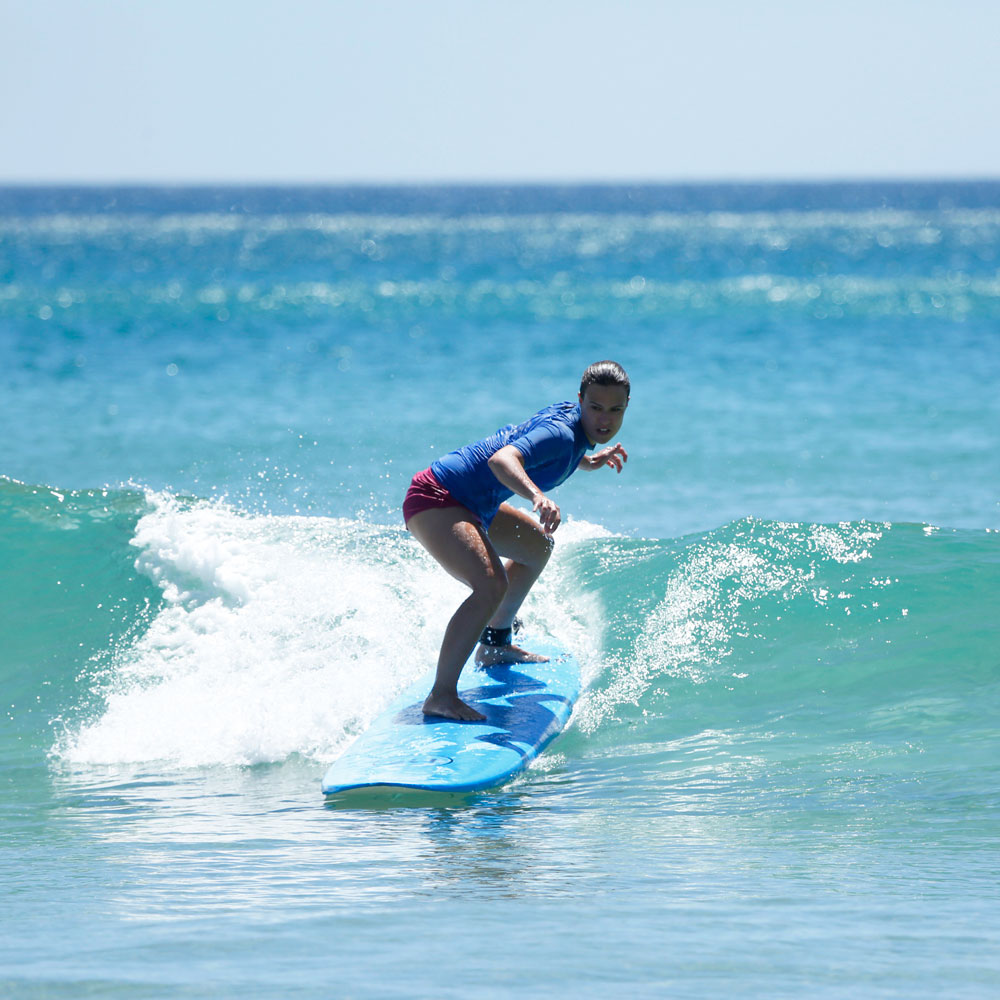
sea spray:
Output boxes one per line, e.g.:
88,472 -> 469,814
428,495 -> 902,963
60,493 -> 442,766
571,518 -> 995,735
54,492 -> 612,768
14,480 -> 993,782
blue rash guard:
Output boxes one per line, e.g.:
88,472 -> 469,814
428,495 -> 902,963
430,401 -> 593,528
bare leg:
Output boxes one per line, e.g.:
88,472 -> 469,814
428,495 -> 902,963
407,506 -> 508,721
475,503 -> 554,666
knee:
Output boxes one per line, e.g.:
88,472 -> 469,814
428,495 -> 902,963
540,532 -> 555,564
527,531 -> 555,573
477,565 -> 509,610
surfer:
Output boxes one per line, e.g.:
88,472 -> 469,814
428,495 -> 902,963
403,360 -> 630,721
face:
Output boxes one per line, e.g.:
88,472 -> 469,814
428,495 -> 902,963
579,383 -> 629,446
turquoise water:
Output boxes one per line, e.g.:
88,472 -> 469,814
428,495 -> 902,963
2,183 -> 999,997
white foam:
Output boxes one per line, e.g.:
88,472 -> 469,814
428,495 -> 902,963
57,495 -> 608,769
575,519 -> 884,732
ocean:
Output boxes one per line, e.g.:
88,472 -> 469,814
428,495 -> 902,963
1,182 -> 998,998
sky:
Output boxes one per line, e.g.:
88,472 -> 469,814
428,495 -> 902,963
2,0 -> 998,184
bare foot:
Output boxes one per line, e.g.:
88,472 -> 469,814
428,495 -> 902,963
474,643 -> 550,666
422,692 -> 486,722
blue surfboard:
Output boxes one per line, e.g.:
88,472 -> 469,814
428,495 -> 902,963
321,637 -> 580,795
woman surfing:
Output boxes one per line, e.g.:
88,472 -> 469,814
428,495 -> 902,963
403,360 -> 631,721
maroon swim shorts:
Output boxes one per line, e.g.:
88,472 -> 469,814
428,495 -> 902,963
402,467 -> 466,526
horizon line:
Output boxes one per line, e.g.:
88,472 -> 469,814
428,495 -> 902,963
2,175 -> 999,189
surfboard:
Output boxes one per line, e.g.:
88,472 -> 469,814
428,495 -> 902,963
321,637 -> 580,795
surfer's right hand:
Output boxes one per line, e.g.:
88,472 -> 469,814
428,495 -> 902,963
532,494 -> 561,534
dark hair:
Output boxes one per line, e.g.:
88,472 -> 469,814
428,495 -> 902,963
580,360 -> 630,399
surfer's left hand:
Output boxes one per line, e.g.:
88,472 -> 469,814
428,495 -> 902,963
588,443 -> 628,473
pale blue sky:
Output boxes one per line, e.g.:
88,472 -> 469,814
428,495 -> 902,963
2,0 -> 998,183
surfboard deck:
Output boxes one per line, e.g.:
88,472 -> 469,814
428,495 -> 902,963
321,637 -> 580,795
